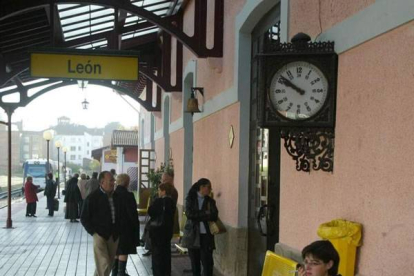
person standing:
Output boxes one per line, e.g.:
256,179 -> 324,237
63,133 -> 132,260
81,171 -> 120,276
161,171 -> 178,204
112,174 -> 140,276
64,177 -> 82,222
24,176 -> 39,217
44,173 -> 57,216
161,171 -> 180,238
148,183 -> 176,276
182,178 -> 218,276
85,172 -> 99,197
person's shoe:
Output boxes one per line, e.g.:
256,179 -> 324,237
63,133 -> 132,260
142,250 -> 151,256
26,214 -> 31,217
118,260 -> 130,276
73,219 -> 79,223
32,215 -> 37,218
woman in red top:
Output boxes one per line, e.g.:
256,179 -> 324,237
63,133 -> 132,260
25,176 -> 39,217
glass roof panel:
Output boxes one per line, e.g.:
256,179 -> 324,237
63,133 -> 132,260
57,1 -> 180,43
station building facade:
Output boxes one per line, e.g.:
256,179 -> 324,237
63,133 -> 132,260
138,0 -> 414,275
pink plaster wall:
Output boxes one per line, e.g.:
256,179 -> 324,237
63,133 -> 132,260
182,0 -> 245,101
193,103 -> 240,227
154,111 -> 162,132
154,138 -> 164,168
142,109 -> 152,145
289,0 -> 374,39
279,22 -> 414,276
169,129 -> 185,205
170,91 -> 182,123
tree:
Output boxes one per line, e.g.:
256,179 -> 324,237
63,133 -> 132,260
66,162 -> 82,175
89,159 -> 100,171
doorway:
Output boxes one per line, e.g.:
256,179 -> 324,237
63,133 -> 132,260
247,7 -> 281,274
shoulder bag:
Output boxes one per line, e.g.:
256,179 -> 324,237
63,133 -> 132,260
208,202 -> 226,235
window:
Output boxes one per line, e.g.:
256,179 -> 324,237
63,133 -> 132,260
23,145 -> 29,152
24,154 -> 30,159
78,138 -> 81,142
71,137 -> 76,142
78,155 -> 82,159
24,137 -> 30,143
78,146 -> 81,151
87,150 -> 90,154
70,146 -> 76,151
87,142 -> 90,146
70,155 -> 76,160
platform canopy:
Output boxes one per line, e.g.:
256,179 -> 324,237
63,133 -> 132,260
0,0 -> 224,112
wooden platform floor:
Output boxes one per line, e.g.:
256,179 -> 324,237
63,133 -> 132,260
0,194 -> 194,276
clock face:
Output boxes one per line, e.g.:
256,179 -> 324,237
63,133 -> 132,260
269,61 -> 329,120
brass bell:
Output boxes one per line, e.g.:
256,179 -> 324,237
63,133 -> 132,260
186,98 -> 200,114
186,88 -> 203,114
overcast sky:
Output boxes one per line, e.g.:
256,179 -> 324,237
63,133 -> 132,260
0,84 -> 141,131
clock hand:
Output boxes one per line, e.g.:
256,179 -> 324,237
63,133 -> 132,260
280,76 -> 305,95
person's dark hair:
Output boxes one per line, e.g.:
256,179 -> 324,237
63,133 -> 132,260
187,178 -> 211,197
302,240 -> 340,276
99,171 -> 110,183
47,173 -> 53,180
159,183 -> 173,196
110,169 -> 116,176
92,172 -> 98,179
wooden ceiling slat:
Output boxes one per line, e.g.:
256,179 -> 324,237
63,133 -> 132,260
1,34 -> 50,51
1,29 -> 50,45
0,18 -> 49,36
0,12 -> 45,29
0,27 -> 50,46
1,41 -> 50,54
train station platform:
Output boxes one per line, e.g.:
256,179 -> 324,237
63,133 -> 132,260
0,194 -> 195,276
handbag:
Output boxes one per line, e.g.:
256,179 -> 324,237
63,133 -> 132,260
208,218 -> 226,235
149,199 -> 165,230
54,198 -> 59,211
208,202 -> 226,235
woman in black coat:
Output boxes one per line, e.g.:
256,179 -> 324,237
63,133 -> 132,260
148,183 -> 176,276
64,177 -> 81,222
112,174 -> 140,276
182,178 -> 218,276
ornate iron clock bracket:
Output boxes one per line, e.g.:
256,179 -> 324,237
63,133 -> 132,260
280,128 -> 334,172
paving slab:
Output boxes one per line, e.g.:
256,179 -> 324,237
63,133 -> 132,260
0,194 -> 197,276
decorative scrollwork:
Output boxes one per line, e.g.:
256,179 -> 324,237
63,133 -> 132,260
280,128 -> 335,172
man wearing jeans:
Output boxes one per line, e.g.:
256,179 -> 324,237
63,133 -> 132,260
81,171 -> 120,276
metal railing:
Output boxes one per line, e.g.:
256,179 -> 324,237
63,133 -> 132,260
0,188 -> 23,200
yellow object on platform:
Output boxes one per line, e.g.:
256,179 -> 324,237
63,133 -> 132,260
317,219 -> 362,276
261,250 -> 298,276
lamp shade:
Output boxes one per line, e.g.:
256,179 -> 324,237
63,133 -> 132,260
62,147 -> 68,153
43,130 -> 53,141
55,141 -> 62,148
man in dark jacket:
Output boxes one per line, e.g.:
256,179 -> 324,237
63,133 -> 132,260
44,173 -> 57,216
81,171 -> 120,276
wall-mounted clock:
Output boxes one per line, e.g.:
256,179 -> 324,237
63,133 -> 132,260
258,33 -> 338,129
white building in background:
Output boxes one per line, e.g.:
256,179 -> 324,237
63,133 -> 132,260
54,132 -> 103,166
51,117 -> 104,166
